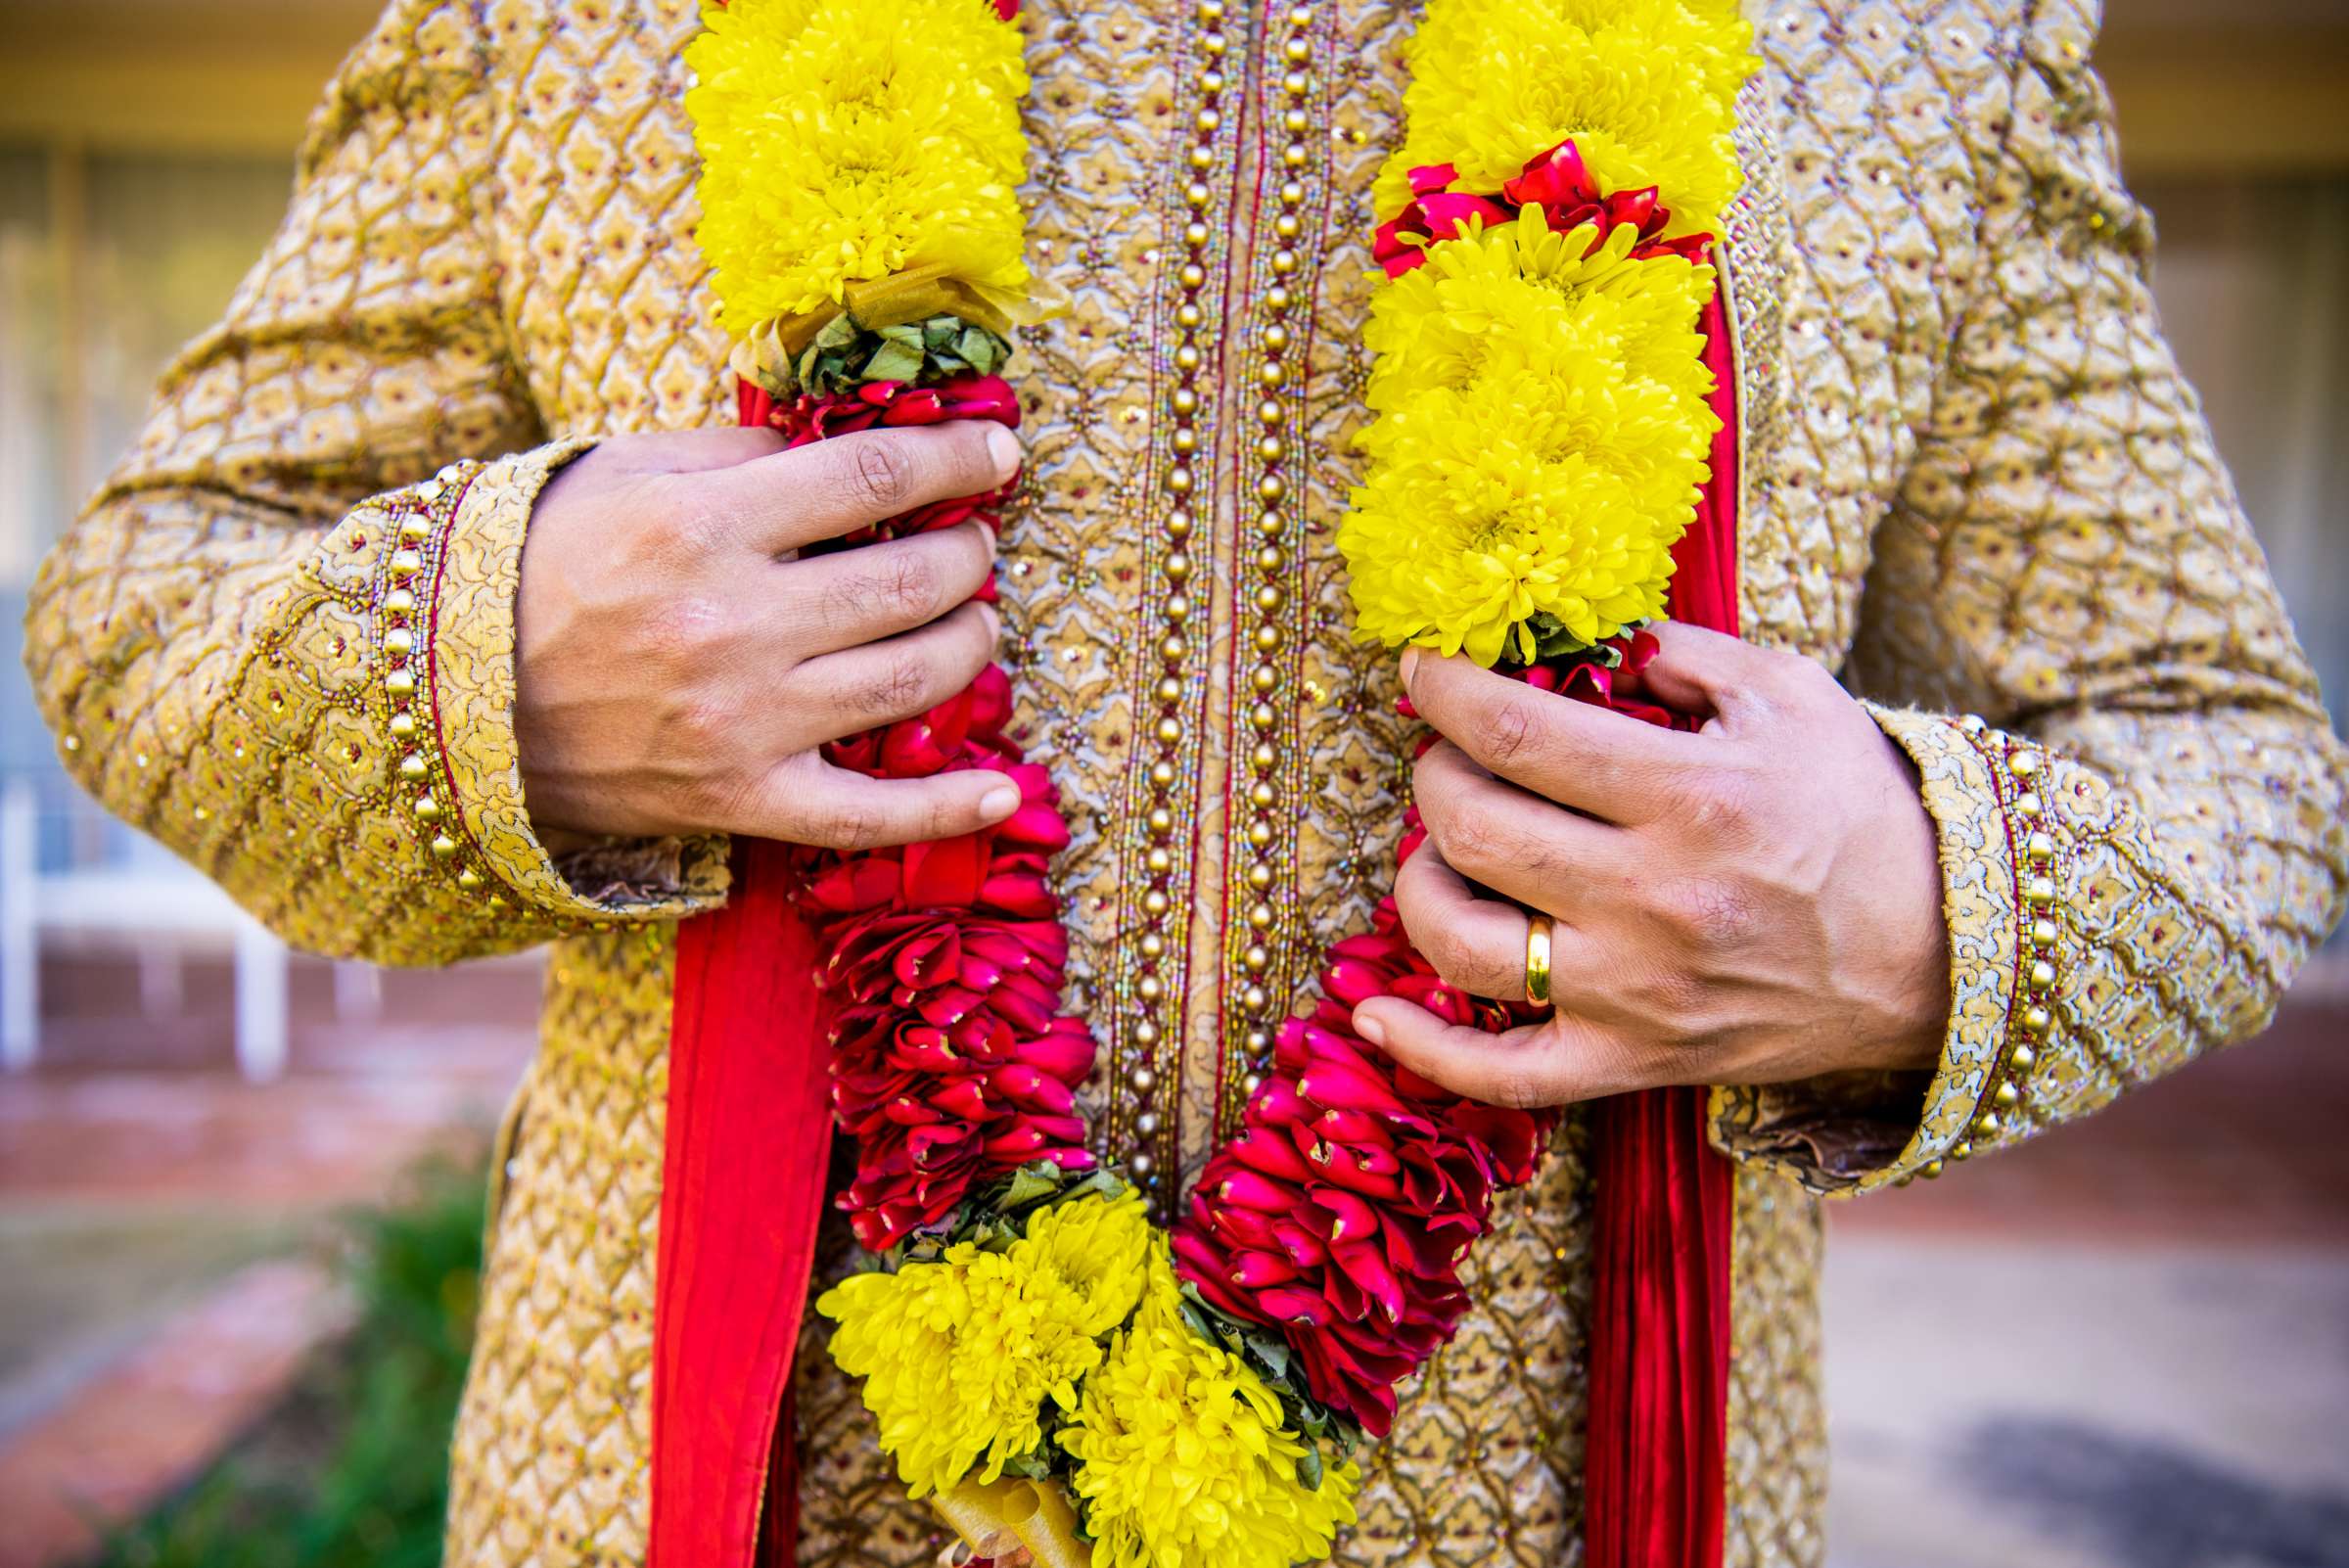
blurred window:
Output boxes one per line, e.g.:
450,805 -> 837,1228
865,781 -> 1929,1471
2140,176 -> 2349,735
0,146 -> 293,860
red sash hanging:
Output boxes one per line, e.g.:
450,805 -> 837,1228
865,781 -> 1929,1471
1582,281 -> 1741,1568
650,837 -> 833,1568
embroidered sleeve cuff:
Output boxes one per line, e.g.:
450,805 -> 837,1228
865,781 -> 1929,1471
1709,706 -> 2077,1194
385,439 -> 729,924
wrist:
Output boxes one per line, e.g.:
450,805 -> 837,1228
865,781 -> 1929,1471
421,437 -> 718,920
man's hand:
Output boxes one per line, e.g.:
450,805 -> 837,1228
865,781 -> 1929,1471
514,422 -> 1023,851
1356,623 -> 1950,1106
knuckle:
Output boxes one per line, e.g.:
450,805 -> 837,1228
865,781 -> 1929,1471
852,653 -> 936,719
1475,697 -> 1539,766
642,595 -> 731,669
821,552 -> 942,629
1425,937 -> 1489,997
884,550 -> 944,619
643,472 -> 748,562
848,438 -> 914,514
925,790 -> 978,841
1677,767 -> 1760,838
819,569 -> 880,629
936,425 -> 990,493
1658,875 -> 1760,950
671,690 -> 740,753
1395,890 -> 1463,981
666,494 -> 738,562
811,797 -> 888,851
1437,807 -> 1507,878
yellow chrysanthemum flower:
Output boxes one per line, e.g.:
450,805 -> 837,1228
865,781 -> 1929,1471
817,1190 -> 1153,1498
1340,207 -> 1720,666
1373,0 -> 1757,240
1059,1248 -> 1359,1568
685,0 -> 1032,338
1026,1184 -> 1162,1336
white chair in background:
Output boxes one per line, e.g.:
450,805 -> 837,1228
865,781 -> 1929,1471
1,774 -> 293,1082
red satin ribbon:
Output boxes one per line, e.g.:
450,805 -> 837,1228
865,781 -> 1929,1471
650,838 -> 834,1568
1582,280 -> 1740,1568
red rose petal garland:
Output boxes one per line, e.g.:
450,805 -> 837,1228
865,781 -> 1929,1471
739,373 -> 1103,1254
1172,881 -> 1547,1434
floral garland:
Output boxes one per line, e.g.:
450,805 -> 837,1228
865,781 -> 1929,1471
689,0 -> 1099,1261
685,1 -> 1757,1564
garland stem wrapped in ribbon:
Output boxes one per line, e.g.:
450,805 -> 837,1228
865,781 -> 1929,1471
653,3 -> 1760,1566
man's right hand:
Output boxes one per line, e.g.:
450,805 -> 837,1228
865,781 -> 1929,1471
513,421 -> 1023,852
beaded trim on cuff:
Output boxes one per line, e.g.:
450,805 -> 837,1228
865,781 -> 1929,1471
1934,715 -> 2067,1176
370,460 -> 501,904
1710,702 -> 2080,1196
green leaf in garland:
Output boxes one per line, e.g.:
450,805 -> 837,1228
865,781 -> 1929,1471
1174,1293 -> 1221,1348
1243,1331 -> 1289,1380
862,341 -> 927,384
1520,612 -> 1648,667
999,1449 -> 1053,1481
997,1162 -> 1064,1211
812,312 -> 861,351
1059,1169 -> 1126,1207
959,327 -> 1003,375
1296,1440 -> 1325,1493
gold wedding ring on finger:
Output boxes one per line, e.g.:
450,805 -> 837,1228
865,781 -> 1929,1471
1524,912 -> 1554,1008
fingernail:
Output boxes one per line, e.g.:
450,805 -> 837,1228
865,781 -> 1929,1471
980,783 -> 1021,821
984,423 -> 1021,484
1354,1007 -> 1388,1046
978,602 -> 1002,639
1399,648 -> 1420,687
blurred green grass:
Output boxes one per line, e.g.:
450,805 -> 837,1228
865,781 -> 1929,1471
83,1163 -> 485,1568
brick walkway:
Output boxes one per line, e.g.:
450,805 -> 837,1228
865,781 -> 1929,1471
0,1261 -> 348,1568
0,950 -> 538,1568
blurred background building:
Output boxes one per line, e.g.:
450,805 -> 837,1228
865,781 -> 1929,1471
0,1 -> 2343,1566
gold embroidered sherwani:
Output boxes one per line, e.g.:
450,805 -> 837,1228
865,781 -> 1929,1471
23,0 -> 2349,1562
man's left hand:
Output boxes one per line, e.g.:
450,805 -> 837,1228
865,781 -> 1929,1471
1354,623 -> 1950,1108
